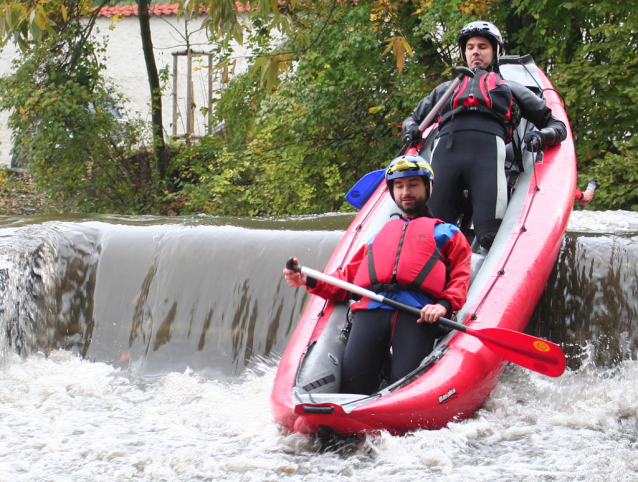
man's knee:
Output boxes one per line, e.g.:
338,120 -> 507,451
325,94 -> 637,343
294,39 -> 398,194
475,219 -> 502,249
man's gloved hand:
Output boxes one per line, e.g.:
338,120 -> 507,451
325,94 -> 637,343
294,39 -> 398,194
524,131 -> 544,152
402,125 -> 422,147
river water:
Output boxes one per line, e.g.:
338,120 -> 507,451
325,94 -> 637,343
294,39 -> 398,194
1,210 -> 637,481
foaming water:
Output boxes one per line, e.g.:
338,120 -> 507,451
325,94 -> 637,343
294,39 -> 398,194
568,209 -> 638,234
0,216 -> 349,376
2,210 -> 638,480
529,210 -> 638,368
1,350 -> 637,481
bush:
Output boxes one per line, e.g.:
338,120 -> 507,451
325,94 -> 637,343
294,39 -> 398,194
581,138 -> 638,211
0,26 -> 158,214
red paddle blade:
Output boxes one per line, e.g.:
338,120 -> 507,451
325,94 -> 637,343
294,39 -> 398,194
466,327 -> 566,377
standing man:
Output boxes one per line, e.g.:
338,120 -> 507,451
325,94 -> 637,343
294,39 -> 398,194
283,156 -> 472,395
402,20 -> 567,249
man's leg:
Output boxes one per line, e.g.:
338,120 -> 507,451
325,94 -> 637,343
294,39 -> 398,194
390,310 -> 439,383
340,309 -> 393,395
428,135 -> 464,224
467,134 -> 507,249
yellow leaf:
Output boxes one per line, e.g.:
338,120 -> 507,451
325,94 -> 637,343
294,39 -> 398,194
36,7 -> 46,30
401,37 -> 413,57
368,106 -> 383,114
382,37 -> 397,57
221,63 -> 229,83
394,40 -> 406,74
265,56 -> 279,88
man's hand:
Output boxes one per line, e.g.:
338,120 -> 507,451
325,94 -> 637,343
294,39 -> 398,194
524,131 -> 544,152
418,303 -> 447,323
580,190 -> 594,206
402,125 -> 423,147
283,258 -> 307,287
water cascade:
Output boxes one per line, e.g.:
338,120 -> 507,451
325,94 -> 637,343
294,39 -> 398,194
1,210 -> 637,480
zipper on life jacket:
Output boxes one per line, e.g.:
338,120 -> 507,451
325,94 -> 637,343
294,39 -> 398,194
462,74 -> 481,109
467,73 -> 476,106
392,219 -> 409,281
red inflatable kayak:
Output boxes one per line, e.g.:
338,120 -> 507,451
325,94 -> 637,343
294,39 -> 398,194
271,55 -> 576,436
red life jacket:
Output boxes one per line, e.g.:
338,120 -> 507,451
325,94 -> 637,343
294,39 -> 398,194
439,69 -> 516,139
353,217 -> 447,299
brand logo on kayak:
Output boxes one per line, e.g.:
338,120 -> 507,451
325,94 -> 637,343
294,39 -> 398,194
533,341 -> 550,352
438,388 -> 457,404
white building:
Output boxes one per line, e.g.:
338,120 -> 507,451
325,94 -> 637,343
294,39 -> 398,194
0,4 -> 250,165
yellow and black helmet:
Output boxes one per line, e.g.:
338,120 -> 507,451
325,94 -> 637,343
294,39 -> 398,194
385,155 -> 434,199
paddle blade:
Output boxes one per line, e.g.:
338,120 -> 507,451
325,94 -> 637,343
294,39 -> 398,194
346,169 -> 385,209
467,327 -> 566,377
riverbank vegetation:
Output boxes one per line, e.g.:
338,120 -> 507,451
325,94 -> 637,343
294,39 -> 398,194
0,0 -> 636,215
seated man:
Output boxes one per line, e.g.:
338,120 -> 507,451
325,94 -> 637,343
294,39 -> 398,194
283,156 -> 472,395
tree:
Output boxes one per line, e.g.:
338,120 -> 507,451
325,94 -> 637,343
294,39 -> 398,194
185,0 -> 638,213
491,0 -> 638,210
137,0 -> 168,178
0,24 -> 155,212
178,0 -> 307,90
177,0 -> 456,215
1,0 -> 636,213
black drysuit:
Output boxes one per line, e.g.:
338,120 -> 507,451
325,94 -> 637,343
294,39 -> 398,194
403,71 -> 567,248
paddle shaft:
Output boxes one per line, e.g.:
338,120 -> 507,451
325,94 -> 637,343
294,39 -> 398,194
398,66 -> 475,156
286,259 -> 466,333
418,66 -> 474,132
286,259 -> 565,374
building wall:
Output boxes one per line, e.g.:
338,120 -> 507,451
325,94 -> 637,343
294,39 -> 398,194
0,13 -> 249,166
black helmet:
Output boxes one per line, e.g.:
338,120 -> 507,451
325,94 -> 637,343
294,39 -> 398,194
458,20 -> 504,63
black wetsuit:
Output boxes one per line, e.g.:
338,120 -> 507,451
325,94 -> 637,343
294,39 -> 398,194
340,309 -> 438,395
403,71 -> 567,248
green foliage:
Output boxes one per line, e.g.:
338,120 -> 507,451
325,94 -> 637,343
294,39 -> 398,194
0,27 -> 157,214
500,0 -> 638,210
485,0 -> 638,210
582,139 -> 638,212
0,0 -> 67,50
179,0 -> 325,90
182,0 -> 462,215
177,100 -> 351,216
2,0 -> 638,215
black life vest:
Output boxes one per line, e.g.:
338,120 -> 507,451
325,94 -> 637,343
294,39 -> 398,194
439,69 -> 516,140
353,217 -> 447,299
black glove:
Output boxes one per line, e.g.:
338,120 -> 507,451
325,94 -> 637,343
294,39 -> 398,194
402,125 -> 422,147
524,131 -> 544,152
